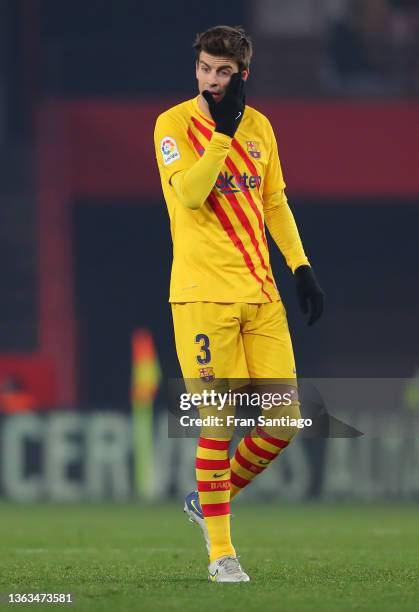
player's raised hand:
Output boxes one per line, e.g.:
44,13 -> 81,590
202,72 -> 246,138
294,265 -> 325,326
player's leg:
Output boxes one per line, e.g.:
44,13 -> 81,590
171,302 -> 249,566
229,300 -> 300,499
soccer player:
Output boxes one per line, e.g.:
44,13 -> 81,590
154,25 -> 324,582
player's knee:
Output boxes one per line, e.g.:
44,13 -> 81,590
261,401 -> 301,443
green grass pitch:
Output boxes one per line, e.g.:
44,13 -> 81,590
0,502 -> 418,611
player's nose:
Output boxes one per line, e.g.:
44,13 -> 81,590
208,71 -> 220,86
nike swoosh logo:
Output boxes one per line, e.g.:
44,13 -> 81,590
258,460 -> 270,465
191,499 -> 201,515
213,471 -> 229,478
235,111 -> 242,120
209,570 -> 218,582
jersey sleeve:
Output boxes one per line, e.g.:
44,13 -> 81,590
262,120 -> 310,272
262,120 -> 286,212
154,109 -> 232,210
154,112 -> 197,185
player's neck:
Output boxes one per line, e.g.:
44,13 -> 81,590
197,94 -> 212,119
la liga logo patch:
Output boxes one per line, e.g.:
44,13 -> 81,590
161,136 -> 181,165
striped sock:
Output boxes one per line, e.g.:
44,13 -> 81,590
195,437 -> 235,562
229,426 -> 290,499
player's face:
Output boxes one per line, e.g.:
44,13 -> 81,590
196,51 -> 249,103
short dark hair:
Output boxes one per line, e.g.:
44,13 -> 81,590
193,25 -> 253,72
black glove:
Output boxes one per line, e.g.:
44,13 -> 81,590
294,265 -> 325,326
202,72 -> 246,138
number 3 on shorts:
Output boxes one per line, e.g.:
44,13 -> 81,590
195,333 -> 211,364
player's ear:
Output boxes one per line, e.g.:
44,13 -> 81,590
242,69 -> 250,82
195,59 -> 200,79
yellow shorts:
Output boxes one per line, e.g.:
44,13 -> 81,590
171,301 -> 296,385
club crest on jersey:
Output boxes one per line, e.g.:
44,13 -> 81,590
247,141 -> 261,159
198,367 -> 215,382
160,136 -> 180,165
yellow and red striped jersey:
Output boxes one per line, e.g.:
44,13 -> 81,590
154,96 -> 308,303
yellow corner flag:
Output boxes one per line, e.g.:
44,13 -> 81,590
131,329 -> 161,500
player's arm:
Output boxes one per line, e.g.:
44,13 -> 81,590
264,189 -> 309,272
154,113 -> 232,210
171,133 -> 232,210
263,123 -> 325,325
262,122 -> 307,271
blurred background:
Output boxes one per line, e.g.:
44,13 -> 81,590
0,0 -> 418,502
